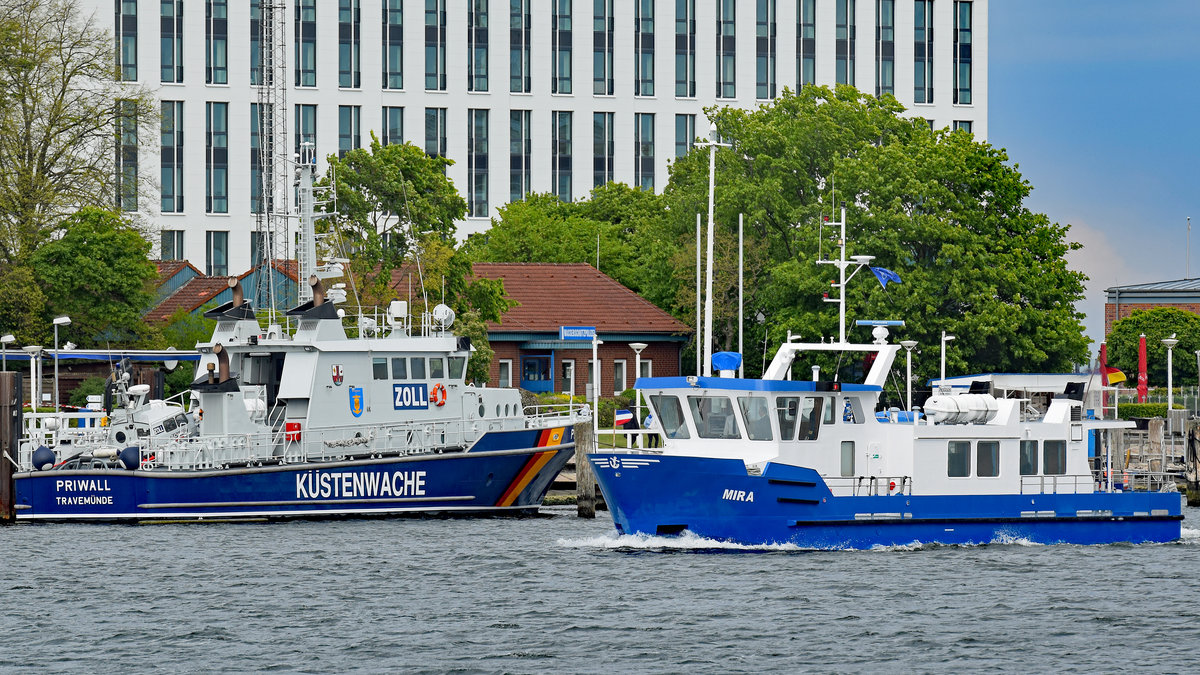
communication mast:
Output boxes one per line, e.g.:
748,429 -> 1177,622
252,1 -> 289,320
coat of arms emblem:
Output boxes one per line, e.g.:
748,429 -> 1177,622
349,387 -> 364,417
332,364 -> 344,386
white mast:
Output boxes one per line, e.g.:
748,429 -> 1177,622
695,122 -> 730,376
817,205 -> 874,345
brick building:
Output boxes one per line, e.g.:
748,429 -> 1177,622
1104,279 -> 1200,335
473,263 -> 692,397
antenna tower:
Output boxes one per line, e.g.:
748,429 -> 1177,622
252,1 -> 289,320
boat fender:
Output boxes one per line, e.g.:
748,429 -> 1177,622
119,447 -> 141,471
889,480 -> 896,492
32,446 -> 55,471
431,383 -> 447,406
196,408 -> 203,421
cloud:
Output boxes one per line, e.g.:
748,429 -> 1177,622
1065,221 -> 1138,348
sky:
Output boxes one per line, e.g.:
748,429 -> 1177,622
987,0 -> 1200,352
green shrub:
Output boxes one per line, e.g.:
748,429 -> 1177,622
68,376 -> 108,408
1117,402 -> 1183,419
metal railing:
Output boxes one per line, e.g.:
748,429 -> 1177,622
824,475 -> 912,496
1019,474 -> 1094,495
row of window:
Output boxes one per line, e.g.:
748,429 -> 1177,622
371,356 -> 467,381
496,357 -> 652,394
647,393 -> 865,443
149,104 -> 731,217
124,0 -> 974,105
162,229 -> 280,276
947,440 -> 1068,478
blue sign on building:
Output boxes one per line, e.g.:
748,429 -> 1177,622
559,326 -> 596,341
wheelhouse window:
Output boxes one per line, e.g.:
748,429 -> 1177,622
947,441 -> 970,477
429,357 -> 445,379
410,357 -> 427,379
688,395 -> 740,440
977,440 -> 999,477
650,394 -> 690,439
738,396 -> 773,441
798,397 -> 824,440
1043,440 -> 1067,475
776,396 -> 799,440
448,356 -> 466,380
1020,440 -> 1038,475
392,357 -> 408,379
373,357 -> 388,380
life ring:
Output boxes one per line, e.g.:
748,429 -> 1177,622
430,383 -> 447,407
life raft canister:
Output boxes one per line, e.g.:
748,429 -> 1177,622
430,383 -> 447,407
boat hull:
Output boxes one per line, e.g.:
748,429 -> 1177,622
15,428 -> 573,522
589,453 -> 1184,549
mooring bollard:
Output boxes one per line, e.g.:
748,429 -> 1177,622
574,421 -> 595,518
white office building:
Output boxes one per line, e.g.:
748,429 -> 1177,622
92,0 -> 987,276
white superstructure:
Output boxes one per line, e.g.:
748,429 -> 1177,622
86,0 -> 988,275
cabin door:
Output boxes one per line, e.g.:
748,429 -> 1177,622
866,442 -> 884,477
462,391 -> 482,443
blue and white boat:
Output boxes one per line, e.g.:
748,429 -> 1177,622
589,209 -> 1183,549
9,164 -> 587,522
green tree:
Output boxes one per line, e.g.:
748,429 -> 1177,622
0,0 -> 156,264
317,136 -> 466,306
1107,308 -> 1200,387
663,86 -> 1088,380
0,264 -> 51,345
30,208 -> 160,347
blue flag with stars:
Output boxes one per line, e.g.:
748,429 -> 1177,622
870,267 -> 902,289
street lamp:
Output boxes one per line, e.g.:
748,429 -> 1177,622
940,331 -> 956,392
629,342 -> 648,448
52,316 -> 71,414
900,340 -> 918,413
1,334 -> 14,372
1163,334 -> 1178,441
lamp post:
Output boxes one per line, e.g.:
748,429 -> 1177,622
900,340 -> 918,413
629,342 -> 648,448
1163,335 -> 1178,443
940,331 -> 956,392
1,334 -> 14,371
23,345 -> 42,412
52,316 -> 71,414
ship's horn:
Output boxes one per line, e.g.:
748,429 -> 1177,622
310,275 -> 325,306
229,277 -> 243,308
212,343 -> 230,382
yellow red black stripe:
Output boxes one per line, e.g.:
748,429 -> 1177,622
495,450 -> 556,507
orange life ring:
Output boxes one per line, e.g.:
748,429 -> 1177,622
431,383 -> 447,407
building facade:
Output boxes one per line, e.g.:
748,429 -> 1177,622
89,0 -> 988,276
1105,279 -> 1200,336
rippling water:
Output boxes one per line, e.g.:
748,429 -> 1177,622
2,507 -> 1198,673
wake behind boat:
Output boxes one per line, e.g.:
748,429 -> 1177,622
8,163 -> 588,522
589,209 -> 1183,549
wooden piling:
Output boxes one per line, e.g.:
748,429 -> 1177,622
1186,419 -> 1200,506
0,371 -> 22,523
574,421 -> 596,518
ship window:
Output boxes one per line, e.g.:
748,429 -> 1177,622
373,357 -> 388,380
392,357 -> 408,379
448,356 -> 466,379
1020,440 -> 1038,475
841,441 -> 855,476
410,357 -> 427,379
738,396 -> 773,441
776,396 -> 799,440
824,397 -> 836,425
798,397 -> 823,441
687,395 -> 741,439
947,440 -> 970,477
977,440 -> 999,477
649,394 -> 690,439
841,397 -> 863,424
429,357 -> 445,378
1043,440 -> 1067,475
244,355 -> 270,384
163,416 -> 178,432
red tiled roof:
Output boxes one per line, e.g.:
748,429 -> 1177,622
472,263 -> 691,334
240,258 -> 300,282
153,259 -> 202,287
145,276 -> 232,323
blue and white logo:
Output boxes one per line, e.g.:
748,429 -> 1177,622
349,386 -> 364,417
393,383 -> 429,410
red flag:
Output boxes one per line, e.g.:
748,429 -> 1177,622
1137,334 -> 1148,403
